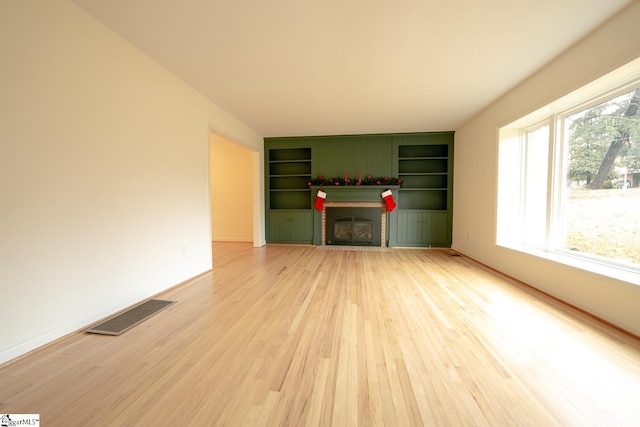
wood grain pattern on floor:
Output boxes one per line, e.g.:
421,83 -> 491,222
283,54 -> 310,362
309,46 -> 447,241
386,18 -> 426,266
1,242 -> 639,426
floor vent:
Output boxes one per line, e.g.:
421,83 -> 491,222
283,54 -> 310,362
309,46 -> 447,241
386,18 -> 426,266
85,299 -> 175,336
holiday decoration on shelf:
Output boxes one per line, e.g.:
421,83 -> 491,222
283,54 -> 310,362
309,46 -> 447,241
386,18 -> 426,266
381,189 -> 397,212
314,189 -> 327,211
308,174 -> 402,187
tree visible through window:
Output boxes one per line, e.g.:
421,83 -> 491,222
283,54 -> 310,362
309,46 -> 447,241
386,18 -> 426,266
563,88 -> 640,265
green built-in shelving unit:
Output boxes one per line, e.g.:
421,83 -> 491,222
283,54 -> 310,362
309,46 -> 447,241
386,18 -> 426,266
392,133 -> 453,247
264,132 -> 453,247
266,147 -> 313,243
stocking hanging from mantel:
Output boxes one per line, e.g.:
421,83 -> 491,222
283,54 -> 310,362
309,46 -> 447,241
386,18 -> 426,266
381,189 -> 396,212
315,189 -> 327,211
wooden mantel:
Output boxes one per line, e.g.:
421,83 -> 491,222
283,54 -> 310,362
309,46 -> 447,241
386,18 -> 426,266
310,185 -> 400,203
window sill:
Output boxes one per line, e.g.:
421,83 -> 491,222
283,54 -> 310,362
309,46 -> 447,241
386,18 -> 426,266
499,244 -> 640,287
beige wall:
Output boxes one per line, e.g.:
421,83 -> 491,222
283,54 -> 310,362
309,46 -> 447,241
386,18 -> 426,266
210,134 -> 254,242
453,2 -> 640,336
0,0 -> 263,364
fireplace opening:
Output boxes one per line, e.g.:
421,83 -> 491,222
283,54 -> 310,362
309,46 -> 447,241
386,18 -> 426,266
326,207 -> 381,246
333,217 -> 374,245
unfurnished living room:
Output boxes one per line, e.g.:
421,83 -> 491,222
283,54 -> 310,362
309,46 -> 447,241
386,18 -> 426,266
2,1 -> 640,426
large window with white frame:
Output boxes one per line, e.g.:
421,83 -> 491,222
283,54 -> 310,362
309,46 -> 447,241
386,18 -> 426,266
497,64 -> 640,279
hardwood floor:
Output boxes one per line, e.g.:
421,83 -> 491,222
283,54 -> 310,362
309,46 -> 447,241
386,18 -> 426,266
2,242 -> 640,426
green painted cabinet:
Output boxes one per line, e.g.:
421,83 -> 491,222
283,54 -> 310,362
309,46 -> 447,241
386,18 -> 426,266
396,211 -> 449,246
268,210 -> 313,243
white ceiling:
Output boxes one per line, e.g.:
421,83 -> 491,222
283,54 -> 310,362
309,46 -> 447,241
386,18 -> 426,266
72,0 -> 633,137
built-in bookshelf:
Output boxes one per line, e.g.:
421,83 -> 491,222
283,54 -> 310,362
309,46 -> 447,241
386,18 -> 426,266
268,148 -> 312,209
397,144 -> 449,210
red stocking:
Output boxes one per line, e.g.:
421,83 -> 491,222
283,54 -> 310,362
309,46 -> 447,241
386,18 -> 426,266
315,189 -> 327,211
381,189 -> 396,212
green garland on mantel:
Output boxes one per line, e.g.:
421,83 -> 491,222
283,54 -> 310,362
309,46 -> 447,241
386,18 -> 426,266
308,175 -> 402,187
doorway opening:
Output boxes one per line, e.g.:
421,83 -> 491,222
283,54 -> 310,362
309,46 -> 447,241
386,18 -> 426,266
209,132 -> 254,245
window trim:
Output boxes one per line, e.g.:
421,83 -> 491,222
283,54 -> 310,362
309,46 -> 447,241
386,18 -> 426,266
519,121 -> 552,250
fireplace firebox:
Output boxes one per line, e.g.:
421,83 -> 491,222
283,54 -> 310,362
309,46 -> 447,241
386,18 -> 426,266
325,207 -> 382,246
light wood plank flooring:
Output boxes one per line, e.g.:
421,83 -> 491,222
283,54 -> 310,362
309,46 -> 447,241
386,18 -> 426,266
2,242 -> 640,426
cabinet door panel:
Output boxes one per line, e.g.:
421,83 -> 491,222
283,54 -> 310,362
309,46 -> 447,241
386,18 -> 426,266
396,211 -> 449,247
427,212 -> 449,245
396,212 -> 427,245
268,211 -> 313,243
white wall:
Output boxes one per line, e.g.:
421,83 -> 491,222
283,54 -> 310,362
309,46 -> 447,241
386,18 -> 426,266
210,133 -> 254,242
0,0 -> 263,364
453,2 -> 640,336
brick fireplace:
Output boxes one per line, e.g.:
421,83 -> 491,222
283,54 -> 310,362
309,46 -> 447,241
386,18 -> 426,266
311,186 -> 399,247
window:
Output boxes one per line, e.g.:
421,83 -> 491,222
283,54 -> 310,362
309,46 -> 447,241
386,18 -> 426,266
498,61 -> 640,281
560,89 -> 640,266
